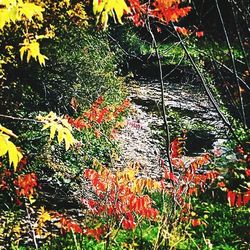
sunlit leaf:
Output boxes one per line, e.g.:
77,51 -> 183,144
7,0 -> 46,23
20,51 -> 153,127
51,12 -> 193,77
37,112 -> 75,150
0,124 -> 17,138
93,0 -> 129,28
0,124 -> 22,171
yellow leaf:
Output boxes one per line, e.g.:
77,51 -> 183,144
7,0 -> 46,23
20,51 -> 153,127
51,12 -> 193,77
0,124 -> 17,138
18,2 -> 44,21
0,134 -> 9,157
13,223 -> 21,235
40,211 -> 51,222
29,41 -> 40,58
29,195 -> 36,204
61,118 -> 72,131
133,178 -> 145,193
37,112 -> 75,150
57,125 -> 64,145
49,124 -> 57,140
41,123 -> 51,131
19,46 -> 26,61
19,39 -> 48,65
113,0 -> 128,24
7,140 -> 22,171
63,128 -> 75,150
38,53 -> 48,66
93,0 -> 129,28
101,11 -> 109,29
8,5 -> 18,22
0,124 -> 22,170
93,0 -> 99,14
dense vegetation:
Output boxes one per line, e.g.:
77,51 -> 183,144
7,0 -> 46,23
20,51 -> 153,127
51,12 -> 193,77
0,1 -> 249,249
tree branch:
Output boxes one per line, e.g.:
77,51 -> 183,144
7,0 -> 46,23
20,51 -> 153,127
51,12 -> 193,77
171,22 -> 241,145
146,19 -> 173,174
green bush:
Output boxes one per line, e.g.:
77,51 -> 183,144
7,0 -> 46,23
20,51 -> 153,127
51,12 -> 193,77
1,25 -> 125,116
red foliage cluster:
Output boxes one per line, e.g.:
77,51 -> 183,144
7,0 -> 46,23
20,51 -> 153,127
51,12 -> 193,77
170,131 -> 187,159
227,190 -> 250,207
0,168 -> 12,191
82,168 -> 158,237
127,0 -> 147,26
165,153 -> 219,198
84,226 -> 106,241
127,0 -> 191,26
67,96 -> 130,134
167,135 -> 250,223
59,217 -> 83,234
13,172 -> 37,199
0,158 -> 28,191
191,218 -> 202,227
151,2 -> 191,24
174,26 -> 204,38
174,26 -> 189,36
225,145 -> 250,207
195,31 -> 204,38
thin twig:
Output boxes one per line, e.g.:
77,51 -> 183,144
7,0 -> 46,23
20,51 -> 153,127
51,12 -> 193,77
196,48 -> 250,92
215,0 -> 247,128
229,0 -> 250,73
162,54 -> 185,80
146,19 -> 173,174
0,114 -> 38,123
171,22 -> 241,145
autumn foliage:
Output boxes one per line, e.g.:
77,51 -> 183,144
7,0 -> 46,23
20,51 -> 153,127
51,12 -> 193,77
0,0 -> 249,249
82,166 -> 159,236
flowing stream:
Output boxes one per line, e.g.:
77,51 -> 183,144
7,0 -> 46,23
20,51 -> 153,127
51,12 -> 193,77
116,71 -> 228,178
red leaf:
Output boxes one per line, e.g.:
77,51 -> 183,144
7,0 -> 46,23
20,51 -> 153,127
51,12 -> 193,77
196,31 -> 204,38
245,169 -> 250,177
122,213 -> 136,230
175,26 -> 189,36
227,190 -> 237,207
236,194 -> 243,207
164,170 -> 178,183
243,190 -> 250,205
191,218 -> 201,227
